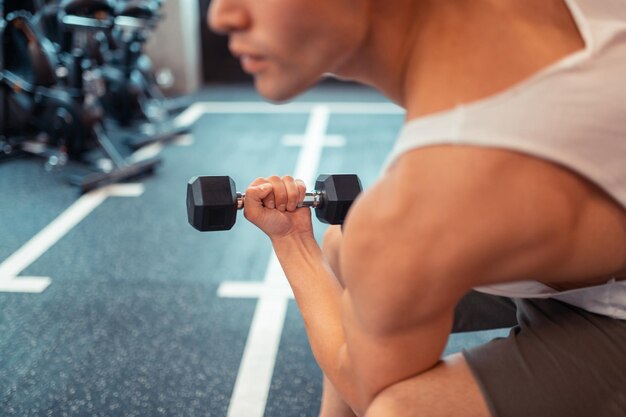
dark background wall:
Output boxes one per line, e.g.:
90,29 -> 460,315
198,0 -> 250,83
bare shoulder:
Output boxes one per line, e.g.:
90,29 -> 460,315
351,145 -> 592,235
344,145 -> 626,289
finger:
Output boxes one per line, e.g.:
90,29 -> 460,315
283,175 -> 299,211
295,179 -> 306,206
248,178 -> 272,203
250,177 -> 268,187
253,176 -> 275,209
245,181 -> 273,208
267,175 -> 287,211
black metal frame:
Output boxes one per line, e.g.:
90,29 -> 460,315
0,9 -> 161,193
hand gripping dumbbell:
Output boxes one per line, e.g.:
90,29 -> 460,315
187,174 -> 363,231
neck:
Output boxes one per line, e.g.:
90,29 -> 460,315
333,0 -> 433,105
337,0 -> 583,119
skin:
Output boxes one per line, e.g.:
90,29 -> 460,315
209,0 -> 626,416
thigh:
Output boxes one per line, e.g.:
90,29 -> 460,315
365,353 -> 491,417
464,298 -> 626,417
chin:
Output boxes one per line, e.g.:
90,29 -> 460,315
254,73 -> 319,104
255,80 -> 302,104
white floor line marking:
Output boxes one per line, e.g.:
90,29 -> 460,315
282,134 -> 346,148
222,105 -> 331,417
218,281 -> 294,299
173,101 -> 403,126
174,102 -> 207,128
172,133 -> 194,146
0,184 -> 145,293
128,133 -> 194,164
129,142 -> 163,163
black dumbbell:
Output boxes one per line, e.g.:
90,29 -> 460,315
187,174 -> 362,231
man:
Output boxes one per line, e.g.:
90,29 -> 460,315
208,0 -> 626,416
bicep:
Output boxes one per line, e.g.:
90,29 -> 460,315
338,287 -> 453,406
336,145 -> 626,405
341,146 -> 626,320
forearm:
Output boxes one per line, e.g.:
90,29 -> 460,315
271,233 -> 361,410
271,232 -> 452,414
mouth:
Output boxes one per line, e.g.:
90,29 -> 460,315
239,54 -> 268,74
230,45 -> 268,74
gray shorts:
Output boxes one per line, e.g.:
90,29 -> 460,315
454,291 -> 626,417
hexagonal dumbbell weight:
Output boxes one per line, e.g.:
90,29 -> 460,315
187,174 -> 362,231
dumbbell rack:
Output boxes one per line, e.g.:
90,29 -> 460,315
101,10 -> 192,150
0,9 -> 161,193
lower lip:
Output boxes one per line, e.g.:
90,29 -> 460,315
241,55 -> 268,74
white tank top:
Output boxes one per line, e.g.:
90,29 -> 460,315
383,0 -> 626,319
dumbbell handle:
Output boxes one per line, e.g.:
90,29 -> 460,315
235,191 -> 323,209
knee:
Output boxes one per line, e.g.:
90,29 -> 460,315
322,225 -> 343,283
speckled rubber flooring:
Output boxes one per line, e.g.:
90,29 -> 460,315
0,84 -> 507,417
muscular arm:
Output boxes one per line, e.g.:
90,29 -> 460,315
271,146 -> 626,414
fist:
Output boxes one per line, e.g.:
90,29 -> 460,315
243,175 -> 314,238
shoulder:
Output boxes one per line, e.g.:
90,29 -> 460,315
343,145 -> 626,290
353,145 -> 582,233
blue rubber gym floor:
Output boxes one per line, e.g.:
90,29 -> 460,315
0,84 -> 506,417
